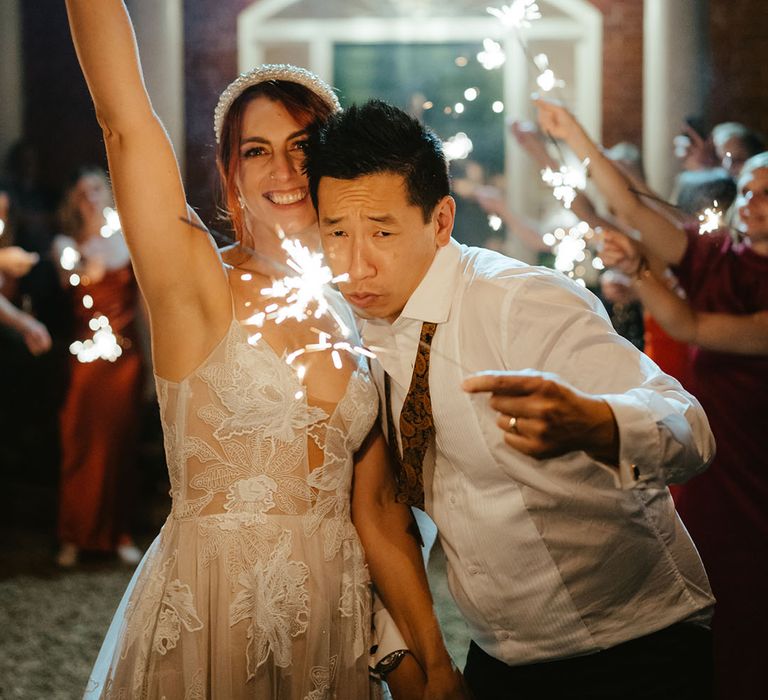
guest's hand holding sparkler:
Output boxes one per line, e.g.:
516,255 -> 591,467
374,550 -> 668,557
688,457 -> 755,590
601,228 -> 768,355
534,97 -> 691,266
463,370 -> 619,467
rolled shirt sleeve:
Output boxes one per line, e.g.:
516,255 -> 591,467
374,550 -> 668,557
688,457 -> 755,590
498,271 -> 715,489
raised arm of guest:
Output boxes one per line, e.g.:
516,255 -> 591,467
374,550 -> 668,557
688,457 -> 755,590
472,185 -> 549,252
601,228 -> 768,355
510,119 -> 614,231
535,99 -> 689,266
65,0 -> 229,381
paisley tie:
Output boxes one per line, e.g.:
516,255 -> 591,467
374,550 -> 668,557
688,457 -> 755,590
384,321 -> 437,510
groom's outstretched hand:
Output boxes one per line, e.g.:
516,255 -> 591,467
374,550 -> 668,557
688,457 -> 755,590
463,370 -> 619,466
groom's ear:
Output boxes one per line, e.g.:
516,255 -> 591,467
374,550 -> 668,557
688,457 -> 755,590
433,195 -> 455,247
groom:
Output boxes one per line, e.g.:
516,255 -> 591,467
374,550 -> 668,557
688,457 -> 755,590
305,101 -> 715,699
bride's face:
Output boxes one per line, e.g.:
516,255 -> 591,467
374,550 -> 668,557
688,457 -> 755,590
236,97 -> 317,241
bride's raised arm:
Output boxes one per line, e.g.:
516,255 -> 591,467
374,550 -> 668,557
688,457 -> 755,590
65,0 -> 230,377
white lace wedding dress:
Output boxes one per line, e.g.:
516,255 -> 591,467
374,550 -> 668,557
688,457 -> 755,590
85,307 -> 380,698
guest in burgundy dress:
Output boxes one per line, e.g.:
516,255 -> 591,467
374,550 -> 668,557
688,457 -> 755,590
54,167 -> 144,568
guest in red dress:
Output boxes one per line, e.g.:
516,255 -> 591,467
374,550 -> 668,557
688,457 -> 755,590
53,167 -> 144,568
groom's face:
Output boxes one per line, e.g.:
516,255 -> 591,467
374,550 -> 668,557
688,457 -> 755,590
317,172 -> 453,323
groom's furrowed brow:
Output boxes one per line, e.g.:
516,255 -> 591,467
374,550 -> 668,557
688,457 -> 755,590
320,213 -> 397,225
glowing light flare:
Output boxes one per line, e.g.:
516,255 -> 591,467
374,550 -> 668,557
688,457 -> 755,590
443,132 -> 474,161
70,314 -> 123,363
544,222 -> 597,280
492,101 -> 505,114
69,273 -> 81,287
487,1 -> 542,29
488,215 -> 503,231
464,88 -> 479,101
533,54 -> 566,93
477,38 -> 506,71
0,220 -> 5,237
454,102 -> 465,114
82,294 -> 94,309
541,158 -> 590,209
259,234 -> 351,338
60,246 -> 81,271
698,200 -> 723,235
100,207 -> 121,238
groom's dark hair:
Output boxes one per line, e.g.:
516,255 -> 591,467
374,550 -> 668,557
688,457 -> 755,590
305,100 -> 450,223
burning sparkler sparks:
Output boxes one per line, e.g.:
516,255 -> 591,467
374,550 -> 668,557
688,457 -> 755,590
541,221 -> 596,285
541,158 -> 590,209
698,200 -> 723,235
69,314 -> 123,363
487,1 -> 542,29
443,132 -> 474,161
488,214 -> 503,231
259,231 -> 352,339
477,38 -> 506,70
179,217 -> 377,369
60,246 -> 81,272
100,207 -> 121,238
533,54 -> 566,93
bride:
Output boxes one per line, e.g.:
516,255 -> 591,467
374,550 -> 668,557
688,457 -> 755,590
64,1 -> 464,697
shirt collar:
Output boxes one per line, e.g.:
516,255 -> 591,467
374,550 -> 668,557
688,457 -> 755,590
398,238 -> 461,324
361,238 -> 462,340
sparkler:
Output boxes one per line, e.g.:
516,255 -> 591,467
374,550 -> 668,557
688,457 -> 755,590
477,38 -> 506,70
486,1 -> 542,29
541,221 -> 596,285
540,158 -> 590,209
179,216 -> 378,368
69,314 -> 123,363
698,201 -> 723,235
100,207 -> 121,238
443,132 -> 474,161
533,54 -> 565,93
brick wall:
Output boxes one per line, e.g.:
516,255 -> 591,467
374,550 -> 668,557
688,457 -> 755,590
588,0 -> 645,149
709,0 -> 768,136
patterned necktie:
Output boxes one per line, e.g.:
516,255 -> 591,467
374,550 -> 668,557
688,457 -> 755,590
384,321 -> 437,510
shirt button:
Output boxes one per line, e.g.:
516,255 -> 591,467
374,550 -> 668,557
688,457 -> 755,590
449,495 -> 457,507
467,565 -> 480,575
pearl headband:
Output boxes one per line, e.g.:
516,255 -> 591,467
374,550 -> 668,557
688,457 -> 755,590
213,64 -> 341,144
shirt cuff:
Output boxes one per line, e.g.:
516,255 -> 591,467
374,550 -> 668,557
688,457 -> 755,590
596,393 -> 663,489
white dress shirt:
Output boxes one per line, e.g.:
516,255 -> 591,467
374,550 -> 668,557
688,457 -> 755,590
361,239 -> 715,665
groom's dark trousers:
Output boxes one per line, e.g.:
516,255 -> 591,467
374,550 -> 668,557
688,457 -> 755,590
463,621 -> 712,699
